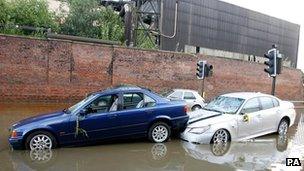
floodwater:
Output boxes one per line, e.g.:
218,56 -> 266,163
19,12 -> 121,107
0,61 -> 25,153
0,103 -> 303,171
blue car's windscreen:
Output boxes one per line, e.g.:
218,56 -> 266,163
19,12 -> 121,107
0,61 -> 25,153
68,94 -> 97,113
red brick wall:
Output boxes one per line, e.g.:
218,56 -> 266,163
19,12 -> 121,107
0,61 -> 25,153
0,34 -> 303,102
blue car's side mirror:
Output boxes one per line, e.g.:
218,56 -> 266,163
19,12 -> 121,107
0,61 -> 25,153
79,109 -> 87,116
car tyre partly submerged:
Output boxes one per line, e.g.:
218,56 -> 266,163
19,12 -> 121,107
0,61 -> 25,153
211,129 -> 230,144
191,105 -> 202,111
148,122 -> 171,143
278,119 -> 289,136
25,131 -> 57,150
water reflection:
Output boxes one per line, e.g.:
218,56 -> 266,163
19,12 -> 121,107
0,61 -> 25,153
182,135 -> 289,170
29,149 -> 53,163
5,134 -> 296,171
9,142 -> 187,171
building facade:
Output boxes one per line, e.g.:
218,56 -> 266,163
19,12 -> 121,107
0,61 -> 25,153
160,0 -> 300,67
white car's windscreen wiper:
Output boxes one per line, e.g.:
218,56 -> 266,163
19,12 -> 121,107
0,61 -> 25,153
203,108 -> 222,113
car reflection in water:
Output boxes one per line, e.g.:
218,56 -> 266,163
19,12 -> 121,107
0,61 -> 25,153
182,134 -> 290,171
9,142 -> 186,171
6,135 -> 295,171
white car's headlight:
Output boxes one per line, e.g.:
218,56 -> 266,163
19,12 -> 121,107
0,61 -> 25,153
189,125 -> 210,134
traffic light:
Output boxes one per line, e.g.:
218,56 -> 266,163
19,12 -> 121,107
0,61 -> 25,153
196,61 -> 205,79
264,49 -> 276,77
196,61 -> 213,79
276,51 -> 282,74
205,64 -> 213,77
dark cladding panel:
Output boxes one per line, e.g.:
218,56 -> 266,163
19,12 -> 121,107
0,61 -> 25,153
160,0 -> 299,66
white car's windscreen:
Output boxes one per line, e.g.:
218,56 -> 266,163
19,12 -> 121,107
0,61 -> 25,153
204,96 -> 245,114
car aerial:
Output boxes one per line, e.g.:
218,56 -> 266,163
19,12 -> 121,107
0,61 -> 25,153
163,89 -> 206,111
8,85 -> 189,150
181,92 -> 296,144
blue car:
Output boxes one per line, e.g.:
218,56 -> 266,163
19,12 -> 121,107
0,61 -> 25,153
8,86 -> 189,150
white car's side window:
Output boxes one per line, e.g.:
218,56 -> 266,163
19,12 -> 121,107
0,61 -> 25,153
260,97 -> 274,110
241,98 -> 260,114
184,92 -> 196,100
272,98 -> 279,107
169,91 -> 183,99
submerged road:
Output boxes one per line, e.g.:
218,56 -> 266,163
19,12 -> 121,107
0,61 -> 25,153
0,103 -> 303,170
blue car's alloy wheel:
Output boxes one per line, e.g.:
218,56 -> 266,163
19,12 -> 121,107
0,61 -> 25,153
30,134 -> 52,150
25,131 -> 57,150
148,122 -> 171,143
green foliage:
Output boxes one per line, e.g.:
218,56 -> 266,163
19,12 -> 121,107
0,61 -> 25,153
60,0 -> 124,42
0,0 -> 58,36
0,0 -> 10,24
0,0 -> 155,48
60,0 -> 101,38
98,7 -> 124,42
135,28 -> 157,49
10,0 -> 57,29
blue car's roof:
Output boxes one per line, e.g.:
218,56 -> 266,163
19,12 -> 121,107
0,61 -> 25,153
91,85 -> 168,102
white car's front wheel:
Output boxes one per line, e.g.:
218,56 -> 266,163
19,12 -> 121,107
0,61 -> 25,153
211,129 -> 230,144
278,119 -> 289,136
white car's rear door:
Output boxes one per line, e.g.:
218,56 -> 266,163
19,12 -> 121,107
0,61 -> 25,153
259,97 -> 280,132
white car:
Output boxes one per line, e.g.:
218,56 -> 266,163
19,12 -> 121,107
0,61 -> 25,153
181,92 -> 296,144
163,89 -> 206,111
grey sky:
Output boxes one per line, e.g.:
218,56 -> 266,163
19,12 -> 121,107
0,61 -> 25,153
221,0 -> 303,71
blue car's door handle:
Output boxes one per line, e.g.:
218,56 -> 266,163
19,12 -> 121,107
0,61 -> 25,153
108,113 -> 118,119
145,109 -> 154,114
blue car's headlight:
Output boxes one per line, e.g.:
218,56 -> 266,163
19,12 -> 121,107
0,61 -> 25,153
10,130 -> 23,138
189,126 -> 210,134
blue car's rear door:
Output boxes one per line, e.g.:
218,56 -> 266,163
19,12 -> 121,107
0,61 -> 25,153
107,92 -> 151,137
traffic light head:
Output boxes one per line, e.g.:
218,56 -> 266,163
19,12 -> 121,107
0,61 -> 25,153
264,49 -> 276,77
205,64 -> 213,77
196,61 -> 205,79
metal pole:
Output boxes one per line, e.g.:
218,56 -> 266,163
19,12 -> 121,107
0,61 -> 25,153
271,76 -> 276,95
202,78 -> 205,98
124,4 -> 132,46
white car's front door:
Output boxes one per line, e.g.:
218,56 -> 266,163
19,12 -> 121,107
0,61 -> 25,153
237,98 -> 263,138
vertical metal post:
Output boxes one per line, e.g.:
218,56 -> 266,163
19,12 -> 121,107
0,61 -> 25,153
202,78 -> 205,98
271,76 -> 276,95
271,46 -> 277,95
124,4 -> 132,46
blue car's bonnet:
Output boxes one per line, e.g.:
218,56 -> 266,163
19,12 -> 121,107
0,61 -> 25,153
13,111 -> 65,128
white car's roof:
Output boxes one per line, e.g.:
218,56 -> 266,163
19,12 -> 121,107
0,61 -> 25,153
173,89 -> 198,93
221,92 -> 274,100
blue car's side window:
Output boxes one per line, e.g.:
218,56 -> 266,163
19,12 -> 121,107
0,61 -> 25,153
85,94 -> 119,114
123,93 -> 144,110
121,93 -> 156,111
143,94 -> 156,108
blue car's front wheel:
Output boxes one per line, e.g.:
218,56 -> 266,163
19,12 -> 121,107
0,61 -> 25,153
25,131 -> 57,150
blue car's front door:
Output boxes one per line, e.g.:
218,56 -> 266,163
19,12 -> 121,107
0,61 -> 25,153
73,94 -> 120,141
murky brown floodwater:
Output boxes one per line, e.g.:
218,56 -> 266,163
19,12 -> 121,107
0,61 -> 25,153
0,103 -> 303,171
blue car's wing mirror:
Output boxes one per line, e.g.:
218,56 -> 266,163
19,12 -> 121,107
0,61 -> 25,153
79,108 -> 88,116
